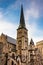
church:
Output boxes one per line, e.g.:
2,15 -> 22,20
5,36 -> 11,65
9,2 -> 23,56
0,5 -> 43,65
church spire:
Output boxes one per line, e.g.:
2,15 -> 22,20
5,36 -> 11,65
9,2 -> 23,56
30,38 -> 34,45
19,5 -> 26,29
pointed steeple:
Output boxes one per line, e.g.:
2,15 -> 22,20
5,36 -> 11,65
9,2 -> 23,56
30,38 -> 34,45
18,5 -> 26,29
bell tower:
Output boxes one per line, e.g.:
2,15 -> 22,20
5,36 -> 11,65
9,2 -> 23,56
16,5 -> 28,64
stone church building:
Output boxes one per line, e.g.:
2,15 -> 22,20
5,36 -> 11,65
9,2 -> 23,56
0,5 -> 43,65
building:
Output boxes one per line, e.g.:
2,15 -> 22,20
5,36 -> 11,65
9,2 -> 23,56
36,40 -> 43,56
36,40 -> 43,64
0,33 -> 16,65
0,5 -> 43,65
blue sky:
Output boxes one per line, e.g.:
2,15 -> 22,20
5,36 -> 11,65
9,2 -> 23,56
0,0 -> 43,44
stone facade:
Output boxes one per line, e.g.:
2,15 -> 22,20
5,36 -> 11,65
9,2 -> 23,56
0,5 -> 43,65
36,40 -> 43,64
0,33 -> 16,65
36,40 -> 43,56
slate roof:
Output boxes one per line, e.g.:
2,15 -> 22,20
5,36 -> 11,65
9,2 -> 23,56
7,36 -> 16,45
1,33 -> 16,45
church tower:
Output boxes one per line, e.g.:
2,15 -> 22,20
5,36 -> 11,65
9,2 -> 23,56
16,5 -> 28,65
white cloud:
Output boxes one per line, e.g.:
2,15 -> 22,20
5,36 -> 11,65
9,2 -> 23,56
25,1 -> 39,22
0,9 -> 18,39
0,19 -> 18,39
26,22 -> 43,44
23,1 -> 43,44
0,12 -> 3,19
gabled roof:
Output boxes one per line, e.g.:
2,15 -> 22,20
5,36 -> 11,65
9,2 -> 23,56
7,36 -> 16,45
1,33 -> 16,45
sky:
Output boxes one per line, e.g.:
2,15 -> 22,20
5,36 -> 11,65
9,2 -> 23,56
0,0 -> 43,44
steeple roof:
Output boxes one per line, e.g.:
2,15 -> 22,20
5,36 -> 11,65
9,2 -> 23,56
30,38 -> 34,45
18,5 -> 26,29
